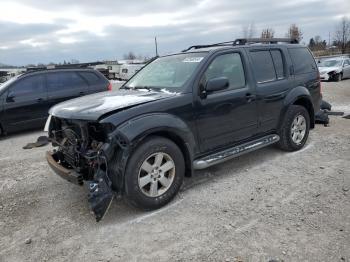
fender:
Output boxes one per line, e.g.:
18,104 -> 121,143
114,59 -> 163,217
103,113 -> 196,192
278,86 -> 315,129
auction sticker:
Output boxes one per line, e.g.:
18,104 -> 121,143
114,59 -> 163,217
183,57 -> 204,63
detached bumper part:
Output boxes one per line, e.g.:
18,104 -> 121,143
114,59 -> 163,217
46,151 -> 83,185
47,151 -> 114,222
87,170 -> 114,222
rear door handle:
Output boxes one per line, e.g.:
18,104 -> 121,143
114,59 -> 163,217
245,93 -> 256,102
79,92 -> 85,96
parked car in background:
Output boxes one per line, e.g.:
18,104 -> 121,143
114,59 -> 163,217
318,57 -> 350,81
0,69 -> 111,135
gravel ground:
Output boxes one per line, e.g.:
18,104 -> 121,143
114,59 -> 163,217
0,80 -> 349,262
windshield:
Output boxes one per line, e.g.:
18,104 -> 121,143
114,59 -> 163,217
125,53 -> 206,93
319,59 -> 343,67
0,75 -> 19,93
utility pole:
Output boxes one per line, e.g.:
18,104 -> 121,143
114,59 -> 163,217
155,37 -> 159,57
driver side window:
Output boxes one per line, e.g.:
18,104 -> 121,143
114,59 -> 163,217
203,53 -> 246,91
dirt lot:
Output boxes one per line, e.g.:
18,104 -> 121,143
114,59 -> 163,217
0,80 -> 349,262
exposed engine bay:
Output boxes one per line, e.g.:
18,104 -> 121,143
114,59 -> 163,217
47,117 -> 116,221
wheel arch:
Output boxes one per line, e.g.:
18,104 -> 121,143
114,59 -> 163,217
278,86 -> 315,130
113,113 -> 196,178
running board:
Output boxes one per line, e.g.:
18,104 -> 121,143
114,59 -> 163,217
193,134 -> 280,170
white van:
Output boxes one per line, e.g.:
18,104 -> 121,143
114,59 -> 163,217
119,64 -> 145,80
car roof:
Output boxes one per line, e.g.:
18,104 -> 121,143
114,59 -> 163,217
17,68 -> 99,78
179,43 -> 304,55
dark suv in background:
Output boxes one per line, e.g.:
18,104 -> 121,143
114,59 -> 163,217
45,38 -> 321,221
0,69 -> 110,135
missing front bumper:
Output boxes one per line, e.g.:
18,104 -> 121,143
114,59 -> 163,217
46,151 -> 114,222
46,151 -> 83,185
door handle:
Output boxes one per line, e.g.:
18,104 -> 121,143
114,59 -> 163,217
37,98 -> 44,103
245,93 -> 256,102
79,92 -> 85,96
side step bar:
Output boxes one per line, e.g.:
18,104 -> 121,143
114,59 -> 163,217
193,134 -> 280,170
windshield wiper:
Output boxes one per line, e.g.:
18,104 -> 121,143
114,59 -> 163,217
133,86 -> 159,91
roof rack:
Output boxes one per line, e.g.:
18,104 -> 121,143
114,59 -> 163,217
182,38 -> 298,52
22,62 -> 105,75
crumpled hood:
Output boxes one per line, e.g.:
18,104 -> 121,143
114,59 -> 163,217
318,66 -> 341,74
49,90 -> 175,121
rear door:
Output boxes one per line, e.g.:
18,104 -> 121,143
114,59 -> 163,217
249,48 -> 293,133
2,74 -> 48,131
47,71 -> 89,109
194,50 -> 258,152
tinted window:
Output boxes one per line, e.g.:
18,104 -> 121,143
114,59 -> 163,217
47,72 -> 87,91
288,48 -> 316,74
79,72 -> 102,85
250,51 -> 276,83
204,53 -> 245,90
271,50 -> 285,79
9,75 -> 45,96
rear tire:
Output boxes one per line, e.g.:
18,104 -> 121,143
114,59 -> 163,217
277,105 -> 310,152
124,136 -> 184,210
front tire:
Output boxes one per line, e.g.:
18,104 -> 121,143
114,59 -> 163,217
124,136 -> 184,210
277,105 -> 310,151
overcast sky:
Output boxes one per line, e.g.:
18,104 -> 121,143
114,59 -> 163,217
0,0 -> 349,66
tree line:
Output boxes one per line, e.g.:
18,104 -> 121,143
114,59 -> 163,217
254,16 -> 350,54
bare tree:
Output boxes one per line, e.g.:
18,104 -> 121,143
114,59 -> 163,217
261,28 -> 275,39
123,52 -> 137,60
286,24 -> 303,42
242,22 -> 256,39
334,16 -> 350,54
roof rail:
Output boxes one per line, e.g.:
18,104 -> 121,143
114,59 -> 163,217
182,38 -> 298,52
233,38 -> 298,45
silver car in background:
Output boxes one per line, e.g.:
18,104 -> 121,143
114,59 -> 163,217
318,57 -> 350,81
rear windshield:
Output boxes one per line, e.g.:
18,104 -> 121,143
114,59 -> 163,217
288,47 -> 317,75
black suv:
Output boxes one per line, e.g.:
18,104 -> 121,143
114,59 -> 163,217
45,38 -> 321,221
0,68 -> 110,135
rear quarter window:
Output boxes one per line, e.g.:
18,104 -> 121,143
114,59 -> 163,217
79,71 -> 104,85
288,47 -> 316,75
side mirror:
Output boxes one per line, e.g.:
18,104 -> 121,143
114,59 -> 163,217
205,77 -> 230,93
6,92 -> 15,103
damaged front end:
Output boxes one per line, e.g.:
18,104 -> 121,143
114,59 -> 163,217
46,117 -> 125,221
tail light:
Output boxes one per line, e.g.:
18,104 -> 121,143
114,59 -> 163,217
107,83 -> 112,91
317,70 -> 322,95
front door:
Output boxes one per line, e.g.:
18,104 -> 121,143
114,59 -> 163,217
3,74 -> 48,132
194,51 -> 258,152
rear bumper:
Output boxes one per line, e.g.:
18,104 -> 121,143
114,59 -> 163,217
46,151 -> 83,185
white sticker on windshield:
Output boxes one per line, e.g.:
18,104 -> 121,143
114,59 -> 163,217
183,57 -> 204,63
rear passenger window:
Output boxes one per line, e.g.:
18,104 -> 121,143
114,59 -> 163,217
79,72 -> 102,85
288,48 -> 316,75
204,53 -> 245,90
47,72 -> 88,91
250,51 -> 276,83
271,50 -> 285,79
